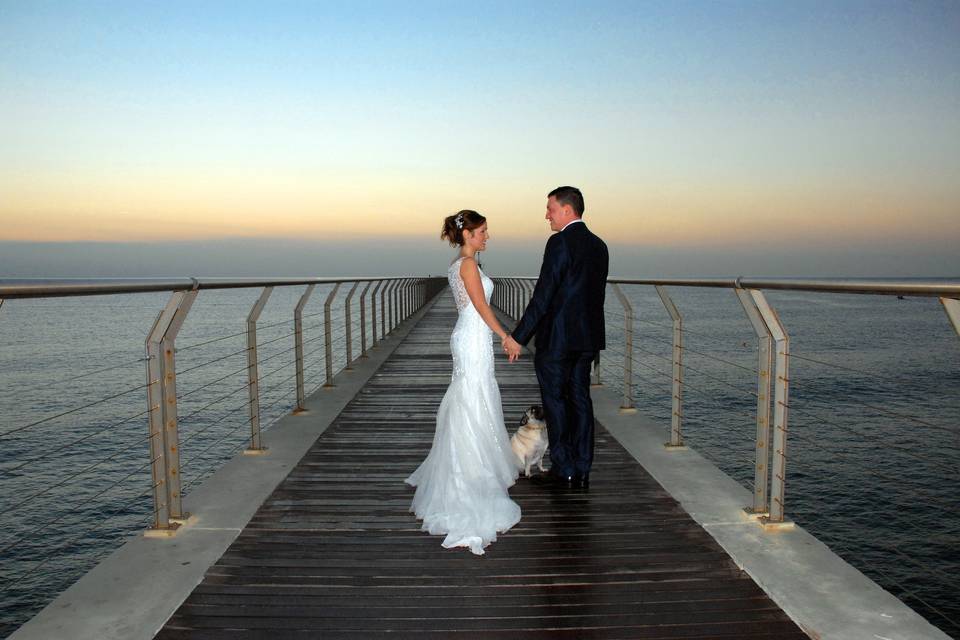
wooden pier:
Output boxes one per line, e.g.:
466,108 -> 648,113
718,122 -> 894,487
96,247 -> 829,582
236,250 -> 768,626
155,294 -> 807,639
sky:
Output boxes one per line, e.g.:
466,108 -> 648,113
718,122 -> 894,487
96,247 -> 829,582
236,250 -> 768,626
1,0 -> 958,277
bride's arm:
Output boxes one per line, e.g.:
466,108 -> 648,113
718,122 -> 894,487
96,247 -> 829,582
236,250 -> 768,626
460,257 -> 508,340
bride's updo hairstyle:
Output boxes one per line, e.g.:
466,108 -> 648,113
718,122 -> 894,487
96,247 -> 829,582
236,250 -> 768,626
441,210 -> 486,246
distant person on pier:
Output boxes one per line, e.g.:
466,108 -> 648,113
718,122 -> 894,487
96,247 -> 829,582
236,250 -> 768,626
503,186 -> 609,489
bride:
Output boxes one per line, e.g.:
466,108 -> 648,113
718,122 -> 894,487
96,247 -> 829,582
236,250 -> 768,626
405,209 -> 521,555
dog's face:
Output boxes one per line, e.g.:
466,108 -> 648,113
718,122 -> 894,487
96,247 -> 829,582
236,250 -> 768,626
520,405 -> 545,428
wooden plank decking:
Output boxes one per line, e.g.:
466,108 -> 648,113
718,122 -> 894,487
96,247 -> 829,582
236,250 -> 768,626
155,293 -> 808,639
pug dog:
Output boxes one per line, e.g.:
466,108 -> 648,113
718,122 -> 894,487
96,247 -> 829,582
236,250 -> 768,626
511,405 -> 549,477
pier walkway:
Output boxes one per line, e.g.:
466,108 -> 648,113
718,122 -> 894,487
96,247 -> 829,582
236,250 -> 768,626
154,294 -> 806,639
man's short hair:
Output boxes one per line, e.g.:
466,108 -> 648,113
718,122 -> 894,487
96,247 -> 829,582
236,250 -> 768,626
548,186 -> 585,217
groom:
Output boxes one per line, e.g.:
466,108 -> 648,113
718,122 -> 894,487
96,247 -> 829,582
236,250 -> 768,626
503,186 -> 609,488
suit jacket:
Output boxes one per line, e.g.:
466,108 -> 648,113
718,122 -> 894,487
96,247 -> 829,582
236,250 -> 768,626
512,221 -> 609,354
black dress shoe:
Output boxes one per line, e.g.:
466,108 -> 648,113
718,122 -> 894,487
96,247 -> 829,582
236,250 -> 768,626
533,470 -> 574,488
572,473 -> 590,488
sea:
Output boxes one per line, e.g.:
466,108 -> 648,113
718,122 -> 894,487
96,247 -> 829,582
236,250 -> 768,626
0,280 -> 958,638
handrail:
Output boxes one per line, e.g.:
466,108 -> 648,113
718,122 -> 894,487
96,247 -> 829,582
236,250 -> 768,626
497,276 -> 960,298
0,277 -> 411,299
493,274 -> 959,522
5,276 -> 957,300
490,272 -> 959,632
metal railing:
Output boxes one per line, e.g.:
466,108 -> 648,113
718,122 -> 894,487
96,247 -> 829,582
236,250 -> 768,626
0,273 -> 447,635
0,276 -> 445,542
494,276 -> 959,523
2,273 -> 957,634
493,275 -> 960,633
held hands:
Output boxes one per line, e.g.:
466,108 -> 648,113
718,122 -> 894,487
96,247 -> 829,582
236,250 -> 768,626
501,335 -> 522,363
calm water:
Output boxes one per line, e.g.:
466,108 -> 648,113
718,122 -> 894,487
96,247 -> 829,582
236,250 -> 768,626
0,281 -> 958,637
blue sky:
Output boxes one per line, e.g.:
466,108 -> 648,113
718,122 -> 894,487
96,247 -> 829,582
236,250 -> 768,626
1,0 -> 958,276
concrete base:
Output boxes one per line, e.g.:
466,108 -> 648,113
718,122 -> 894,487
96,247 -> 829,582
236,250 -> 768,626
590,382 -> 951,640
10,296 -> 440,640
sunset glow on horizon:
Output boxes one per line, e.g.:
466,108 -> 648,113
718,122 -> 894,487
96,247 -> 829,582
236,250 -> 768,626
2,1 -> 958,275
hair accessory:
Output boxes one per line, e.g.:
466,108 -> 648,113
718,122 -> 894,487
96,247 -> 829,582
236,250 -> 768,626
455,213 -> 464,229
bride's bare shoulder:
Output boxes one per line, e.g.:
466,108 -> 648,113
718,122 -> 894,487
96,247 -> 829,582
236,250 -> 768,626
458,256 -> 478,275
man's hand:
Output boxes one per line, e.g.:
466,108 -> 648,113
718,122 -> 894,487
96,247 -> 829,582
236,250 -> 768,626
502,335 -> 522,363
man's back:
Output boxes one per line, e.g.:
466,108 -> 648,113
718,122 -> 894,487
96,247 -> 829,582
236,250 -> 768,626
535,222 -> 609,353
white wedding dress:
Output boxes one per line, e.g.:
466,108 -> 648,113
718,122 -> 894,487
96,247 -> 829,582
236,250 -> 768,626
405,257 -> 521,555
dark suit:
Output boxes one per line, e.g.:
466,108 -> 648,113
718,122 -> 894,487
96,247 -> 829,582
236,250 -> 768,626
512,221 -> 609,477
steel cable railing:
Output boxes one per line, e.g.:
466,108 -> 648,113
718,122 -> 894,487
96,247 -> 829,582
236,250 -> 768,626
784,427 -> 953,518
0,406 -> 153,477
492,275 -> 959,635
4,432 -> 160,518
0,379 -> 153,439
176,328 -> 250,352
176,307 -> 371,494
782,395 -> 958,476
175,345 -> 250,375
42,356 -> 150,388
576,282 -> 960,636
630,321 -> 760,375
785,355 -> 959,436
175,288 -> 415,494
0,275 -> 444,634
177,363 -> 253,401
2,479 -> 159,591
0,452 -> 159,557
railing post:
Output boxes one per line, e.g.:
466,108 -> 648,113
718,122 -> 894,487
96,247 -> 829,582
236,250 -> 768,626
144,288 -> 197,533
246,287 -> 273,453
942,297 -> 960,337
359,280 -> 373,357
399,278 -> 407,322
323,283 -> 342,387
735,288 -> 774,516
371,280 -> 384,347
343,281 -> 360,369
408,278 -> 416,316
656,285 -> 685,449
390,279 -> 401,332
380,280 -> 390,338
393,279 -> 405,329
294,284 -> 316,413
386,280 -> 395,332
512,279 -> 521,319
750,290 -> 793,529
610,283 -> 636,413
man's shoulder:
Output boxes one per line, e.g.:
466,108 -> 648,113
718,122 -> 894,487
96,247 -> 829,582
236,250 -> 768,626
582,225 -> 607,251
545,231 -> 566,250
565,222 -> 606,248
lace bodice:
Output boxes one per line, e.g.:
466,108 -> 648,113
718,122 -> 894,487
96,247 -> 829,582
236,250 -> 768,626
448,256 -> 493,312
